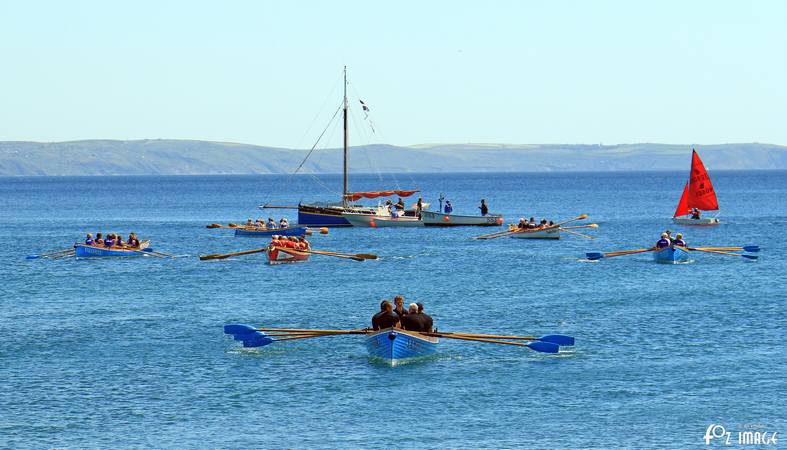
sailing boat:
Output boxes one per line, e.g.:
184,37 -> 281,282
260,67 -> 419,227
672,149 -> 720,225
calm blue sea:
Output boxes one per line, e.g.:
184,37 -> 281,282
1,171 -> 785,448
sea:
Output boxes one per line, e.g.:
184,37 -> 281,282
1,171 -> 785,449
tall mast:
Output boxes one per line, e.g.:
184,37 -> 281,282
342,66 -> 349,206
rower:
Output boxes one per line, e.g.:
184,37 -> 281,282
270,235 -> 280,247
393,295 -> 407,321
691,208 -> 701,220
95,233 -> 104,245
400,303 -> 422,331
664,230 -> 673,243
279,218 -> 289,229
246,218 -> 254,227
548,220 -> 555,227
300,236 -> 311,250
287,236 -> 298,248
656,233 -> 671,249
478,199 -> 489,216
371,300 -> 400,330
517,218 -> 527,229
540,219 -> 548,228
266,218 -> 276,229
104,234 -> 116,248
115,234 -> 124,247
673,233 -> 687,247
417,302 -> 434,333
85,233 -> 94,245
127,233 -> 140,248
528,217 -> 537,228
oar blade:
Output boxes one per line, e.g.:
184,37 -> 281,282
356,253 -> 378,260
539,334 -> 575,346
743,246 -> 760,253
26,255 -> 40,260
242,333 -> 274,348
224,324 -> 258,335
526,341 -> 560,354
742,254 -> 758,260
585,252 -> 603,260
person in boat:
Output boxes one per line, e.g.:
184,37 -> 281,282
548,220 -> 555,227
246,218 -> 254,227
84,233 -> 94,245
656,233 -> 671,249
416,197 -> 424,219
517,218 -> 527,229
444,200 -> 453,214
127,233 -> 141,248
254,219 -> 265,228
400,303 -> 423,331
540,219 -> 548,228
664,230 -> 673,243
479,199 -> 489,216
266,218 -> 276,229
279,218 -> 289,229
395,198 -> 405,211
691,208 -> 701,220
528,217 -> 537,228
372,300 -> 400,330
672,233 -> 687,247
297,236 -> 310,250
393,295 -> 407,321
390,206 -> 400,218
417,302 -> 434,333
94,233 -> 104,245
115,234 -> 124,247
269,235 -> 280,248
104,234 -> 115,248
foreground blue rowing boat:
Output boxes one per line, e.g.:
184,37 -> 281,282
234,226 -> 307,237
364,327 -> 439,366
652,246 -> 690,264
74,240 -> 151,258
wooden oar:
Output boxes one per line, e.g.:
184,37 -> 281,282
473,228 -> 517,240
307,249 -> 377,260
553,213 -> 589,228
26,248 -> 75,259
430,332 -> 574,346
560,223 -> 599,230
430,333 -> 559,353
140,249 -> 175,258
687,248 -> 758,260
586,247 -> 657,260
559,228 -> 595,239
690,246 -> 759,253
50,250 -> 76,260
199,248 -> 267,261
288,248 -> 365,262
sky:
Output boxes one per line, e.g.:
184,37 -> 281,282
0,1 -> 785,148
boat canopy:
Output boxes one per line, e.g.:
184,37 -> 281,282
344,189 -> 419,201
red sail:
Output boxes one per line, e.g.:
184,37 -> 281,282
687,149 -> 719,211
344,189 -> 419,202
673,182 -> 690,217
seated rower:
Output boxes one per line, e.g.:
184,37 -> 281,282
85,233 -> 94,245
279,218 -> 289,229
400,303 -> 423,331
269,235 -> 280,248
655,233 -> 671,249
104,234 -> 116,248
672,233 -> 687,247
301,237 -> 311,250
539,219 -> 548,228
528,217 -> 537,228
255,219 -> 265,229
127,233 -> 140,248
664,230 -> 673,243
417,303 -> 434,333
115,234 -> 125,247
371,300 -> 400,330
548,220 -> 555,227
517,218 -> 527,229
285,236 -> 298,248
266,218 -> 277,229
246,218 -> 254,227
95,233 -> 104,245
691,208 -> 701,220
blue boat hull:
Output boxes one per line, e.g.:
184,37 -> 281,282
234,226 -> 307,237
653,246 -> 690,264
364,328 -> 438,366
297,209 -> 352,227
74,245 -> 148,258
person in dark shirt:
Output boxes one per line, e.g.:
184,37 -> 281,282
444,200 -> 453,214
371,300 -> 400,330
84,233 -> 94,245
393,295 -> 407,320
417,303 -> 434,333
672,233 -> 687,247
691,208 -> 701,220
400,303 -> 423,331
479,199 -> 488,216
655,233 -> 671,249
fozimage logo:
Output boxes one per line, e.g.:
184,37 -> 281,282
704,424 -> 778,446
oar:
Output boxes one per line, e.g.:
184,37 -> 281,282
432,334 -> 559,353
560,223 -> 599,230
224,324 -> 370,336
200,248 -> 267,261
26,248 -> 74,259
586,247 -> 657,261
140,248 -> 175,258
473,228 -> 517,240
307,249 -> 377,260
288,248 -> 364,262
432,332 -> 574,346
687,248 -> 758,260
553,213 -> 589,228
50,250 -> 76,260
690,246 -> 759,253
559,228 -> 595,239
206,223 -> 223,229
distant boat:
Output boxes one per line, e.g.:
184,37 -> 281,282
508,226 -> 560,239
74,241 -> 151,258
266,246 -> 310,265
420,210 -> 503,227
261,67 -> 419,227
653,246 -> 691,264
341,212 -> 424,227
364,327 -> 438,366
234,226 -> 307,237
672,149 -> 720,225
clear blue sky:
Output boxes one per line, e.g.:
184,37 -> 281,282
1,1 -> 785,147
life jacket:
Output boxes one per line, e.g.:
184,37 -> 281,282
104,239 -> 115,248
85,238 -> 94,245
128,238 -> 140,247
270,238 -> 280,247
656,238 -> 670,248
673,239 -> 686,247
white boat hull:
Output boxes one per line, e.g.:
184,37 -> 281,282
421,210 -> 502,227
342,213 -> 423,227
509,227 -> 561,239
672,217 -> 720,226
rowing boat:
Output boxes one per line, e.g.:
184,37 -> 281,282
341,212 -> 423,227
672,149 -> 721,225
653,246 -> 690,264
364,327 -> 438,366
507,225 -> 561,239
234,225 -> 307,237
266,246 -> 310,265
74,240 -> 151,258
421,210 -> 503,227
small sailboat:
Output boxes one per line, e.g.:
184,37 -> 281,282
672,149 -> 720,225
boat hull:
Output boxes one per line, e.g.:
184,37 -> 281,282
421,210 -> 502,227
672,217 -> 720,226
234,226 -> 307,237
364,328 -> 438,366
653,246 -> 691,264
298,207 -> 353,227
342,213 -> 423,227
74,241 -> 150,258
266,246 -> 310,265
508,226 -> 560,239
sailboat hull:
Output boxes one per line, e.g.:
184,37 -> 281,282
297,207 -> 353,227
672,217 -> 720,226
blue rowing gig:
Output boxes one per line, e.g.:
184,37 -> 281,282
653,246 -> 690,264
74,240 -> 151,258
234,226 -> 307,237
364,328 -> 439,366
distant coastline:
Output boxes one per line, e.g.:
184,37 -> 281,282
1,139 -> 785,176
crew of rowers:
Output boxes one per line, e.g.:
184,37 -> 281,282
371,295 -> 434,333
516,217 -> 556,229
655,230 -> 687,249
268,235 -> 310,251
82,232 -> 141,248
246,217 -> 290,229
